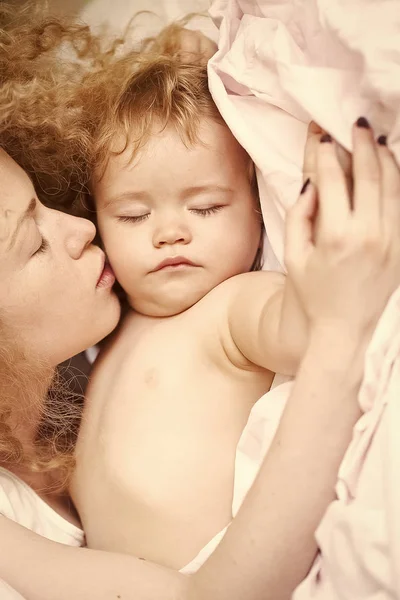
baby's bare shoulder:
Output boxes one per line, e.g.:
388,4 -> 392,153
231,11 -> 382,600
198,271 -> 285,311
94,272 -> 285,379
178,272 -> 284,363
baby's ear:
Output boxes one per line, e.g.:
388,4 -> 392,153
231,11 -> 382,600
176,29 -> 217,64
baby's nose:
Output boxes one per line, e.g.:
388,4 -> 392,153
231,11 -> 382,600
153,222 -> 192,247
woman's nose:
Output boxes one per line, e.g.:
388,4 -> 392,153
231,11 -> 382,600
64,214 -> 96,259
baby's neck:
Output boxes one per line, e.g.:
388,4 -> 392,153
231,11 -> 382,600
124,307 -> 169,329
127,305 -> 184,323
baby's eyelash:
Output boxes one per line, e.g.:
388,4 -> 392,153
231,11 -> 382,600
117,207 -> 224,222
190,206 -> 224,217
117,214 -> 149,223
34,238 -> 49,256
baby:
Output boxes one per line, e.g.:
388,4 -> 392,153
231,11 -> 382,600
71,57 -> 308,572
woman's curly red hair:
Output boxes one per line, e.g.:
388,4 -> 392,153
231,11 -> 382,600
0,1 -> 122,488
0,1 -> 125,211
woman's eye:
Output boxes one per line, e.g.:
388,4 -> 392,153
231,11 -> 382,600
190,206 -> 224,217
117,214 -> 150,223
33,238 -> 49,256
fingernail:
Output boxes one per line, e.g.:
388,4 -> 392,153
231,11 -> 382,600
377,135 -> 387,146
320,134 -> 332,143
356,116 -> 370,128
300,178 -> 310,194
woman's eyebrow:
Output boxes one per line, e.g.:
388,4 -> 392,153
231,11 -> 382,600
6,197 -> 36,251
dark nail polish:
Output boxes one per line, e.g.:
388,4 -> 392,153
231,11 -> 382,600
320,134 -> 332,143
300,178 -> 310,194
377,135 -> 387,146
356,116 -> 370,128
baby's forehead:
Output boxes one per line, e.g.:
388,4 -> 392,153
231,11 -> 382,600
94,119 -> 253,206
112,121 -> 248,173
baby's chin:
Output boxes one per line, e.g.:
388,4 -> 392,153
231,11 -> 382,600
127,290 -> 207,318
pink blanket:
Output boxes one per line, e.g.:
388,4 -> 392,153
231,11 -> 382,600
208,1 -> 400,596
295,289 -> 400,599
208,0 -> 400,270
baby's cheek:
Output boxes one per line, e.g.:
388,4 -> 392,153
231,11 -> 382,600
95,217 -> 108,246
112,249 -> 137,287
100,224 -> 122,255
119,271 -> 139,303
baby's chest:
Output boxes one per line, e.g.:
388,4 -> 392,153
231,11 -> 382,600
94,353 -> 247,476
101,321 -> 253,423
99,347 -> 252,459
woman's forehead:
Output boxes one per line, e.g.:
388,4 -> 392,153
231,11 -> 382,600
0,150 -> 35,206
0,150 -> 36,246
0,147 -> 23,179
0,204 -> 10,244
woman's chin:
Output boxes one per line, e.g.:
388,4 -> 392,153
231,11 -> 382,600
72,298 -> 121,361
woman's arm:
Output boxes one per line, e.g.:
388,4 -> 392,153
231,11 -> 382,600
0,325 -> 367,600
193,325 -> 366,600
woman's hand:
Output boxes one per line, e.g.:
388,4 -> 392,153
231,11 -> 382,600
303,121 -> 352,192
286,119 -> 400,338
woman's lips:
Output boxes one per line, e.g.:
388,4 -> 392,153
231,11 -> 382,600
97,262 -> 116,288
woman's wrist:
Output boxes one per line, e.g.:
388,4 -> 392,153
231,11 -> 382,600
309,320 -> 371,355
305,321 -> 371,386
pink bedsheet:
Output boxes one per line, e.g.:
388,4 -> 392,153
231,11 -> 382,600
295,288 -> 400,599
208,0 -> 400,270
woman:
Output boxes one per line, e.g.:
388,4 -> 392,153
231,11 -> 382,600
0,5 -> 398,600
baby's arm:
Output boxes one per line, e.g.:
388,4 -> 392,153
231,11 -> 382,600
224,270 -> 308,375
224,122 -> 353,376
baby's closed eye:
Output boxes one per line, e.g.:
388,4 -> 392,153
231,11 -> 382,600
189,205 -> 225,217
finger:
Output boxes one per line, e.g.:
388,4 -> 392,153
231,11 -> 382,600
302,122 -> 323,185
336,143 -> 353,191
285,180 -> 317,267
336,143 -> 353,199
303,123 -> 352,187
316,134 -> 350,234
352,117 -> 381,223
376,135 -> 400,227
309,121 -> 324,135
303,121 -> 353,181
336,143 -> 352,177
